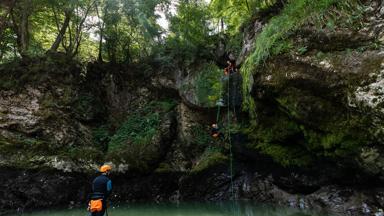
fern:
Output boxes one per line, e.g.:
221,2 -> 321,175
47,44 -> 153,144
240,0 -> 360,116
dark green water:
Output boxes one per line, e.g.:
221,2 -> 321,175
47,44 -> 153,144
10,202 -> 332,216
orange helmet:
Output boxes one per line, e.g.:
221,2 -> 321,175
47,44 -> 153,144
100,164 -> 112,173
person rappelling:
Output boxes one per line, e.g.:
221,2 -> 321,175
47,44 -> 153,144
211,123 -> 223,138
88,164 -> 113,216
224,60 -> 237,76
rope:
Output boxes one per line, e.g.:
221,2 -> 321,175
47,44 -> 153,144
227,74 -> 235,200
216,103 -> 221,123
216,73 -> 236,204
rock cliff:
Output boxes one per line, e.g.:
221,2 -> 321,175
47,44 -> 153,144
1,1 -> 384,216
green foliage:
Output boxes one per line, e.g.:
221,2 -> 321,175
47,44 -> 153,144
296,46 -> 308,55
102,0 -> 170,63
190,124 -> 213,146
240,0 -> 361,115
92,125 -> 110,150
0,0 -> 171,62
226,32 -> 243,57
106,100 -> 176,172
195,62 -> 223,106
154,100 -> 178,112
210,0 -> 277,34
312,0 -> 365,31
0,28 -> 19,64
108,111 -> 160,151
108,100 -> 176,151
165,0 -> 215,66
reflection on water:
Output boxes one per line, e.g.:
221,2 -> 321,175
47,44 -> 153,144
11,201 -> 332,216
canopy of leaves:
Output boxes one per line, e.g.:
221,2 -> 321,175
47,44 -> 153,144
0,0 -> 171,63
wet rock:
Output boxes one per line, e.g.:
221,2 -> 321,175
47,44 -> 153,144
237,21 -> 263,66
0,87 -> 41,133
0,169 -> 89,213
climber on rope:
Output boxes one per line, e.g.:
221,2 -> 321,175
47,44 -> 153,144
224,60 -> 237,76
211,123 -> 224,139
88,164 -> 113,216
216,98 -> 225,107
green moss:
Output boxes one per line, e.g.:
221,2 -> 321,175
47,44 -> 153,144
246,91 -> 371,167
0,133 -> 50,154
258,143 -> 313,167
59,147 -> 104,162
105,100 -> 176,172
40,93 -> 56,109
0,79 -> 17,90
246,114 -> 313,167
247,114 -> 368,166
302,120 -> 369,158
108,100 -> 176,152
155,162 -> 174,173
154,100 -> 178,112
92,125 -> 110,150
108,111 -> 160,152
241,0 -> 362,114
189,124 -> 213,146
191,147 -> 228,173
106,142 -> 158,172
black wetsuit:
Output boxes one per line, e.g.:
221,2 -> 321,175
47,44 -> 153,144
90,174 -> 112,216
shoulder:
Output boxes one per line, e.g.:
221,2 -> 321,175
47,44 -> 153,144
93,175 -> 109,182
101,175 -> 111,182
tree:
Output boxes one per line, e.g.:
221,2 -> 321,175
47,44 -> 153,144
49,1 -> 72,52
9,0 -> 33,57
0,0 -> 173,62
210,0 -> 278,34
165,0 -> 214,65
95,0 -> 104,62
0,0 -> 16,36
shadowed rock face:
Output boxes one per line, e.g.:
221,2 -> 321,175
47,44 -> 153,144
1,2 -> 384,216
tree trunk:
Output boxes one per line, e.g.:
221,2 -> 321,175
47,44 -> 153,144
50,10 -> 71,52
98,27 -> 103,62
70,1 -> 95,57
19,0 -> 31,56
95,1 -> 103,62
9,0 -> 31,57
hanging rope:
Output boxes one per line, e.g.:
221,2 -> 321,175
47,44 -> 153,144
216,103 -> 221,123
227,74 -> 235,200
215,73 -> 236,201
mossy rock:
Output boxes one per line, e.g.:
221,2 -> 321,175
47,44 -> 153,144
105,101 -> 177,173
154,162 -> 174,173
191,148 -> 228,173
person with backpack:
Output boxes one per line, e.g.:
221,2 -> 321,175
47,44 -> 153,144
88,165 -> 113,216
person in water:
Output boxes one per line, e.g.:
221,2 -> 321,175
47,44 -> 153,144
88,164 -> 112,216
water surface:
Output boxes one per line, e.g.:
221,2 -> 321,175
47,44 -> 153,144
12,202 -> 332,216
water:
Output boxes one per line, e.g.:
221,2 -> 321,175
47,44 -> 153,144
10,202 -> 332,216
